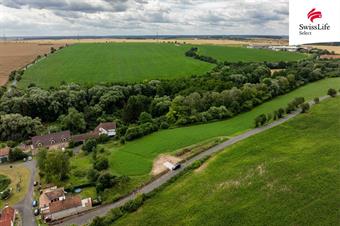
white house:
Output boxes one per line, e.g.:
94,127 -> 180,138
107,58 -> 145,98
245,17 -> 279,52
94,122 -> 117,137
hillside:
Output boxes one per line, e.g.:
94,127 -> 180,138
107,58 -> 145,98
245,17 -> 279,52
104,78 -> 340,176
112,95 -> 340,226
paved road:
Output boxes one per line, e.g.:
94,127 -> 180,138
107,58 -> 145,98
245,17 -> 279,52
55,96 -> 329,226
14,160 -> 36,226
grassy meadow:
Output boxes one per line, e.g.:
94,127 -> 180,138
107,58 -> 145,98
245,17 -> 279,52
19,43 -> 214,88
198,45 -> 307,62
105,78 -> 340,176
0,164 -> 30,208
113,95 -> 340,226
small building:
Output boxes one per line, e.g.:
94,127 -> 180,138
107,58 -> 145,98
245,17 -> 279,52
0,206 -> 16,226
39,186 -> 92,222
94,122 -> 117,137
39,186 -> 66,214
0,147 -> 10,164
31,131 -> 71,149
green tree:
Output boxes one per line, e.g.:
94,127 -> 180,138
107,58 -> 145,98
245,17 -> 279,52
59,108 -> 86,133
83,139 -> 97,153
94,157 -> 109,171
43,151 -> 70,182
328,88 -> 337,97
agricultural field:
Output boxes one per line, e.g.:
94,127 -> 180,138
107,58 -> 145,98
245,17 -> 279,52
19,43 -> 307,88
103,78 -> 340,177
113,95 -> 340,226
19,43 -> 214,88
198,45 -> 307,62
0,41 -> 62,85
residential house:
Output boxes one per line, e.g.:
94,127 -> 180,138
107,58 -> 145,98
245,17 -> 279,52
94,122 -> 117,137
44,196 -> 92,222
0,206 -> 16,226
39,186 -> 92,222
39,186 -> 66,215
71,122 -> 117,143
31,131 -> 71,149
0,147 -> 10,164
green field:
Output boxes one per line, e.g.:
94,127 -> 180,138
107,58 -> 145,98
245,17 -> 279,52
0,174 -> 10,191
20,43 -> 307,88
106,78 -> 340,176
113,96 -> 340,226
198,45 -> 307,62
19,43 -> 214,88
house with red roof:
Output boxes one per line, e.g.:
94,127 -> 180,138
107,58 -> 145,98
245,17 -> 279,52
0,206 -> 16,226
0,147 -> 10,164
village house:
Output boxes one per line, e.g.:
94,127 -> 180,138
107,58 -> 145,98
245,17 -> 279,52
31,131 -> 71,149
39,186 -> 66,215
0,147 -> 10,164
94,122 -> 117,137
30,122 -> 117,150
0,206 -> 16,226
39,186 -> 92,222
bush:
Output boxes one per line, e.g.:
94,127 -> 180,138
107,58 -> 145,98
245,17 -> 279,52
160,121 -> 169,129
120,136 -> 126,144
121,194 -> 145,213
8,148 -> 28,162
96,134 -> 110,144
314,97 -> 320,104
0,188 -> 11,200
96,173 -> 117,192
255,114 -> 267,127
301,103 -> 310,113
328,88 -> 337,97
94,158 -> 109,171
83,139 -> 97,153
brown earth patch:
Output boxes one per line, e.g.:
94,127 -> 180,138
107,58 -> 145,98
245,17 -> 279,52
310,45 -> 340,54
0,42 -> 63,85
151,154 -> 182,176
320,55 -> 340,59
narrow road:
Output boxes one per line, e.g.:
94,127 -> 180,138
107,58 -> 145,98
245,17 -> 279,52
14,160 -> 36,226
55,96 -> 328,226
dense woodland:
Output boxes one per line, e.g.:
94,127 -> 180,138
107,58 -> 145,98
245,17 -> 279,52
0,58 -> 339,143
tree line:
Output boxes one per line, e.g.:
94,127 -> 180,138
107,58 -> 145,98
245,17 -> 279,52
0,59 -> 339,143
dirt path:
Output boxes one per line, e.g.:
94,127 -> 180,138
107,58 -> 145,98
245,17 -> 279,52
54,95 -> 331,226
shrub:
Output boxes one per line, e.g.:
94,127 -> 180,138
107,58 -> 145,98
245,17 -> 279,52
94,158 -> 109,171
277,108 -> 285,118
87,169 -> 99,183
328,88 -> 337,97
83,139 -> 97,153
96,134 -> 110,144
160,121 -> 170,129
121,194 -> 145,213
301,103 -> 310,113
255,114 -> 267,127
314,97 -> 320,104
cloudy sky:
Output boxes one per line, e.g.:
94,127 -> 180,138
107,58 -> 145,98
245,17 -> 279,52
0,0 -> 289,37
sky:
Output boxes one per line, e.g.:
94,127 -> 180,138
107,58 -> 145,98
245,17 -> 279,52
0,0 -> 289,37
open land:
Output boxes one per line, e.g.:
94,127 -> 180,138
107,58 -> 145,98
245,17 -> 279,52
19,42 -> 306,88
113,95 -> 340,226
0,163 -> 30,208
65,78 -> 340,184
0,42 -> 63,85
198,45 -> 306,62
19,43 -> 214,88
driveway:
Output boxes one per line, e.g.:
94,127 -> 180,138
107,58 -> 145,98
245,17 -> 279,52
14,160 -> 36,226
54,96 -> 328,226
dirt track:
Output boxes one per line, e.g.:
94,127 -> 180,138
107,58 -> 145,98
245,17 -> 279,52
0,42 -> 63,85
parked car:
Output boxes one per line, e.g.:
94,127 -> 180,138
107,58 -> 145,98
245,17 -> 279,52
28,156 -> 33,161
32,200 -> 38,207
33,208 -> 40,216
33,181 -> 38,186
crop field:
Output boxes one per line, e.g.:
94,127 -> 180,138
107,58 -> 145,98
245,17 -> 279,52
19,43 -> 214,88
19,43 -> 307,88
198,45 -> 307,62
105,78 -> 340,176
0,42 -> 62,86
113,96 -> 340,226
